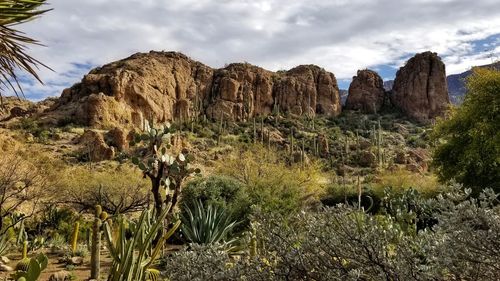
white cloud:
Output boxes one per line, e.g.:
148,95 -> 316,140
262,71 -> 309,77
8,0 -> 500,100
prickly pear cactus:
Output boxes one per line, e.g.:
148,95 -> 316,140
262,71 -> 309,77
130,121 -> 201,216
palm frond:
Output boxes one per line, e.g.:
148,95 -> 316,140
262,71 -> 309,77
0,0 -> 51,26
0,0 -> 51,100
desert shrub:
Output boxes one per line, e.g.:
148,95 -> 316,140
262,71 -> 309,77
0,150 -> 57,235
370,168 -> 443,197
60,165 -> 149,214
162,244 -> 235,280
321,183 -> 382,213
380,187 -> 437,232
428,188 -> 500,279
182,175 -> 250,224
29,205 -> 75,236
161,188 -> 500,280
215,144 -> 325,215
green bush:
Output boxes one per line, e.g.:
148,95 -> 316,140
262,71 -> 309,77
215,145 -> 325,216
432,68 -> 500,193
182,175 -> 250,225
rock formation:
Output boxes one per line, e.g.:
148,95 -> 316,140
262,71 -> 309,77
391,52 -> 450,122
345,69 -> 386,113
79,130 -> 115,161
48,51 -> 341,128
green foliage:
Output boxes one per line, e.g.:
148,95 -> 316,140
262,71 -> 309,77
433,68 -> 500,193
103,205 -> 180,281
180,200 -> 241,249
182,175 -> 251,225
215,144 -> 325,215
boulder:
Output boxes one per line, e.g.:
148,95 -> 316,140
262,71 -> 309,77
317,134 -> 329,157
391,52 -> 450,122
68,256 -> 84,266
105,127 -> 129,151
0,256 -> 10,264
345,69 -> 386,113
79,130 -> 115,161
206,63 -> 274,121
49,270 -> 73,281
0,264 -> 13,272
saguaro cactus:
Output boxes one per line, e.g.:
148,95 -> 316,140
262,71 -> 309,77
70,222 -> 79,255
90,205 -> 107,280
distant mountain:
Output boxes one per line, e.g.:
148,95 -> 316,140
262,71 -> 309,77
382,61 -> 500,104
339,89 -> 348,105
383,80 -> 394,91
447,61 -> 500,104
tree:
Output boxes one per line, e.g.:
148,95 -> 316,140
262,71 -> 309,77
432,67 -> 500,193
0,153 -> 48,234
130,121 -> 200,216
0,0 -> 51,101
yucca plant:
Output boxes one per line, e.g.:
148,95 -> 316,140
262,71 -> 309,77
0,0 -> 51,100
103,204 -> 180,281
180,200 -> 241,249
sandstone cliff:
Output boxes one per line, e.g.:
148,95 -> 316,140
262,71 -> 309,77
345,69 -> 386,114
48,51 -> 341,128
391,52 -> 450,122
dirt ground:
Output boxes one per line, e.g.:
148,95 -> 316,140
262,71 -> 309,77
0,251 -> 112,281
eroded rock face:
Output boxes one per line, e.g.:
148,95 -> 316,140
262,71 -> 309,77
274,65 -> 342,117
345,69 -> 386,113
53,52 -> 213,128
391,52 -> 450,122
206,63 -> 274,121
47,52 -> 341,128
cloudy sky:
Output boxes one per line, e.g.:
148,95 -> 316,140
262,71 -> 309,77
10,0 -> 500,100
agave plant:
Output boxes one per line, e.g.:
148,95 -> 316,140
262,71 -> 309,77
0,0 -> 51,100
180,200 -> 241,248
103,204 -> 180,281
0,233 -> 10,257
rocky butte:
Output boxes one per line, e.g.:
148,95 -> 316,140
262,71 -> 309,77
46,52 -> 342,129
390,51 -> 450,122
42,50 -> 450,129
344,69 -> 386,114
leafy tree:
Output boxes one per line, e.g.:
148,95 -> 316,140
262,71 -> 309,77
432,68 -> 500,193
0,0 -> 51,100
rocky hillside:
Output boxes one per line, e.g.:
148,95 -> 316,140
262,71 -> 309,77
44,52 -> 341,129
385,60 -> 499,105
29,50 -> 451,130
